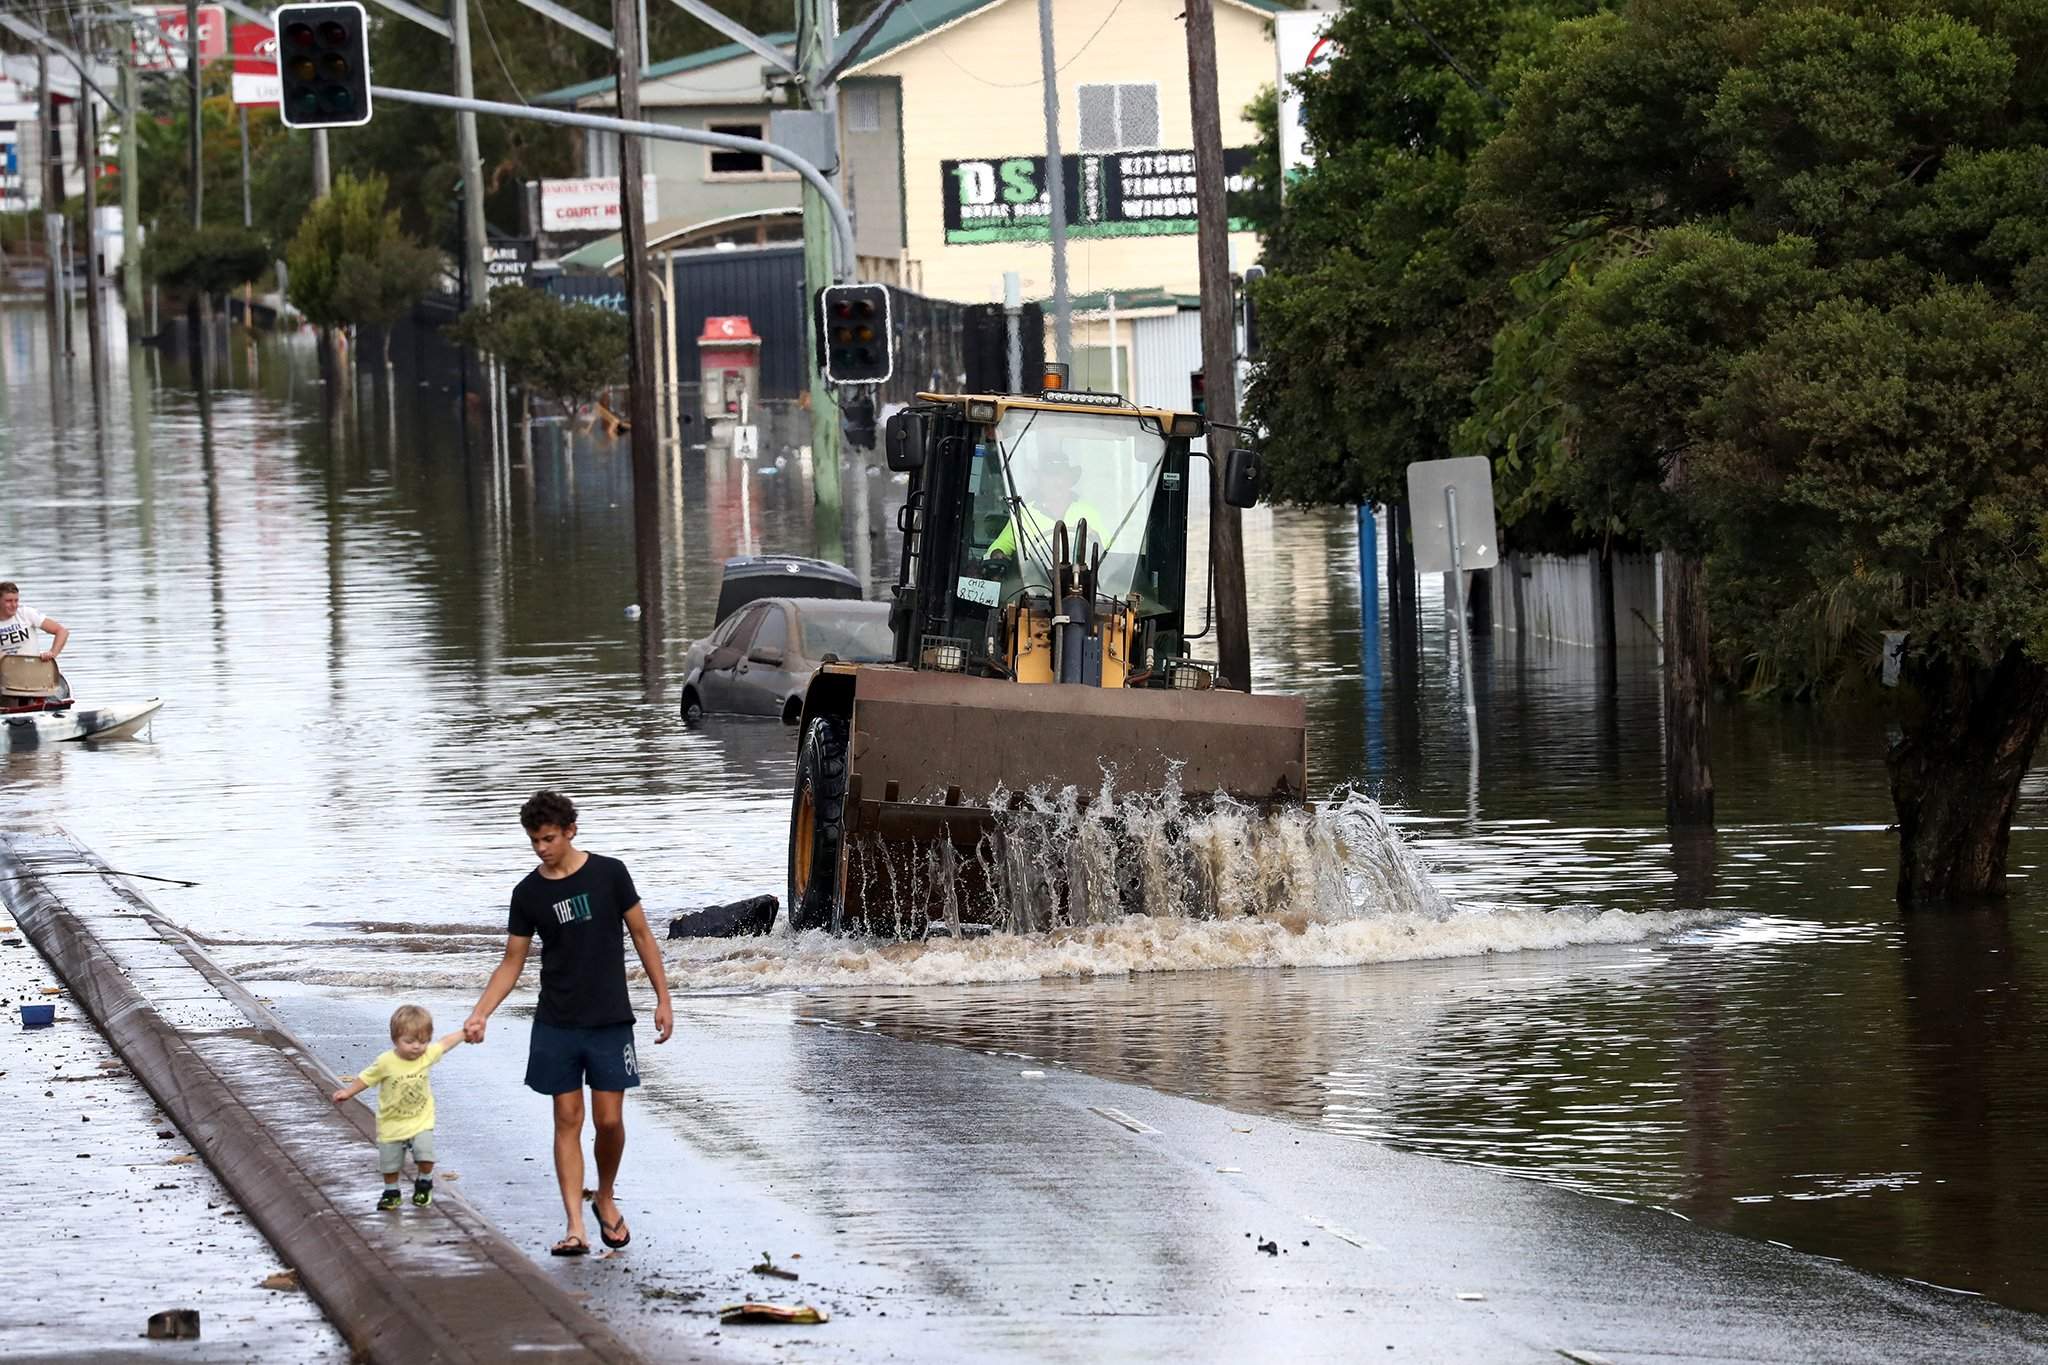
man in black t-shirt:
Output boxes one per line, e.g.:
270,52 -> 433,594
465,790 -> 675,1257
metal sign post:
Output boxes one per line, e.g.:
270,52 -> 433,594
1406,457 -> 1499,811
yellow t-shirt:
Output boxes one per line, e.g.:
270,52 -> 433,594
356,1043 -> 447,1143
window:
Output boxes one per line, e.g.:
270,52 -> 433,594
586,130 -> 621,178
753,607 -> 789,657
800,607 -> 893,663
845,86 -> 882,134
1077,83 -> 1160,152
707,122 -> 768,176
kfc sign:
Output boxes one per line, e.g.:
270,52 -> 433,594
231,23 -> 279,106
135,6 -> 228,73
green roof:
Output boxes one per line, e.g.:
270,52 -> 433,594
536,33 -> 796,106
837,0 -> 1292,73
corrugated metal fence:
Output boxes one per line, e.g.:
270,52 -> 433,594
1490,551 -> 1662,651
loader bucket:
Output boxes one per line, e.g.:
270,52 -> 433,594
831,668 -> 1307,936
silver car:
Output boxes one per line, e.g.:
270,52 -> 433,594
679,597 -> 894,723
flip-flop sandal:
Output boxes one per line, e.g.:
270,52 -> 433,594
549,1237 -> 590,1257
597,1214 -> 631,1250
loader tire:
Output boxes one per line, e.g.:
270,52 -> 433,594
789,714 -> 850,934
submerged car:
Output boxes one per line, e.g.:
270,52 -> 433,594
679,597 -> 894,723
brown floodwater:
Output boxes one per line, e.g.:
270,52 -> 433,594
3,311 -> 2044,1313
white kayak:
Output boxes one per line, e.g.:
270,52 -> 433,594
3,699 -> 163,750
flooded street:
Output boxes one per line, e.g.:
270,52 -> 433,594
6,314 -> 2047,1323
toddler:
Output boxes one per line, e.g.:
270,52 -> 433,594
332,1004 -> 465,1210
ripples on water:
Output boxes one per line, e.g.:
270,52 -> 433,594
4,320 -> 2046,1311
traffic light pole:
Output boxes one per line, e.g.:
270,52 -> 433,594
797,0 -> 843,563
446,0 -> 488,317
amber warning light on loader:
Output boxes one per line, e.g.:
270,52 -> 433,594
274,2 -> 372,130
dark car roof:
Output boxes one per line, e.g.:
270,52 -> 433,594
714,555 -> 861,623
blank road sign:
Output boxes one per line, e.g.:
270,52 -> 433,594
1406,456 -> 1499,575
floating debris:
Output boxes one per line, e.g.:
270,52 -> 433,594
720,1302 -> 828,1325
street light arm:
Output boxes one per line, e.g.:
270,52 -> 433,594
817,0 -> 907,89
368,85 -> 857,281
0,13 -> 127,116
661,0 -> 794,74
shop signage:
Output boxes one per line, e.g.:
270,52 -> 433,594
1274,10 -> 1338,187
485,238 -> 537,285
538,176 -> 659,232
941,148 -> 1257,245
231,23 -> 278,107
136,6 -> 227,73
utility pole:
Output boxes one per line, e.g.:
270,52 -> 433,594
1183,0 -> 1250,691
611,0 -> 663,675
1035,0 -> 1069,365
120,34 -> 142,324
447,0 -> 488,317
798,0 -> 843,562
37,47 -> 61,342
186,0 -> 201,229
76,11 -> 106,393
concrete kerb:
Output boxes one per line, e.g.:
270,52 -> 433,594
0,830 -> 646,1365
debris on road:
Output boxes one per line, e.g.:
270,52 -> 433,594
145,1308 -> 201,1340
751,1252 -> 800,1282
720,1302 -> 828,1325
1257,1240 -> 1279,1256
1458,1292 -> 1487,1302
260,1269 -> 302,1292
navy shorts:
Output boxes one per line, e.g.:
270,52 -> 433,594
525,1019 -> 640,1096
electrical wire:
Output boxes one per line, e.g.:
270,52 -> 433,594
1387,0 -> 1505,113
472,0 -> 529,106
906,0 -> 1127,91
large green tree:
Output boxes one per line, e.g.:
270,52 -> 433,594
1468,0 -> 2048,902
1246,0 -> 1596,514
287,174 -> 444,359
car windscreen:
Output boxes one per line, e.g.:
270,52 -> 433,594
799,607 -> 893,662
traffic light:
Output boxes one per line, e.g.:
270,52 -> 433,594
1189,369 -> 1207,418
275,3 -> 373,130
843,391 -> 877,450
818,283 -> 893,385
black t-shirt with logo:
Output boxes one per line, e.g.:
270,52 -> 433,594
507,853 -> 641,1029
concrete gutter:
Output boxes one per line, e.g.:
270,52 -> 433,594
1,830 -> 646,1365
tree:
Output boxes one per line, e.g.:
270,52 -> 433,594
286,174 -> 446,362
448,285 -> 627,414
1245,0 -> 1596,510
141,223 -> 271,299
1468,0 -> 2048,901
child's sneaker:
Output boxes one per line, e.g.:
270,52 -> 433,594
377,1188 -> 402,1211
411,1179 -> 433,1207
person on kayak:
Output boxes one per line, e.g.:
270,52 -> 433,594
0,582 -> 71,702
0,582 -> 69,662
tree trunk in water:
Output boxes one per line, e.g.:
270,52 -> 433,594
1663,547 -> 1713,826
1888,644 -> 2048,908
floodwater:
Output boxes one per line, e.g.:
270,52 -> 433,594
5,311 -> 2046,1317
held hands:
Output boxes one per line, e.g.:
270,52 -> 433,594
654,1000 -> 673,1044
463,1014 -> 487,1044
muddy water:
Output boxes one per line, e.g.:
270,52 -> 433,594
4,315 -> 2046,1312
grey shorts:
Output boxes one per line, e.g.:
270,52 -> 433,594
376,1129 -> 436,1175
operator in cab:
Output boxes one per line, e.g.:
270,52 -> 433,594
986,452 -> 1105,571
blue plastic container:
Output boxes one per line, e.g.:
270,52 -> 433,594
19,1002 -> 55,1028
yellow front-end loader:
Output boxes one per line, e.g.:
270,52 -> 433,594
787,371 -> 1306,935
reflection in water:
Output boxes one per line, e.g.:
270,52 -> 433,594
3,315 -> 2047,1313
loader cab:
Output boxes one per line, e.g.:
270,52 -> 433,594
884,389 -> 1208,686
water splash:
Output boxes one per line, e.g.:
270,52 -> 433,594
845,781 -> 1452,938
669,789 -> 1711,988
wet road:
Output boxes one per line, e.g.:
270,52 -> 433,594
279,985 -> 2048,1363
4,313 -> 2047,1322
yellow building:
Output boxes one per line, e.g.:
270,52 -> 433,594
841,0 -> 1289,307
